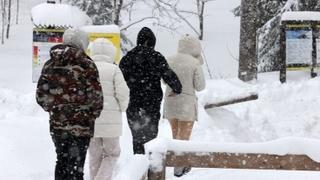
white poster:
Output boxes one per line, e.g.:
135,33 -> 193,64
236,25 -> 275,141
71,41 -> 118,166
286,30 -> 312,65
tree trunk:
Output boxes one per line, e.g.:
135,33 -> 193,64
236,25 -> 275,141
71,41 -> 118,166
238,0 -> 257,81
198,1 -> 204,40
15,0 -> 18,24
1,0 -> 6,44
6,0 -> 10,39
114,0 -> 123,25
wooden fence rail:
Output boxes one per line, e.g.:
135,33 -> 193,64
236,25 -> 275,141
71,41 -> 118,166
204,94 -> 258,109
148,151 -> 320,180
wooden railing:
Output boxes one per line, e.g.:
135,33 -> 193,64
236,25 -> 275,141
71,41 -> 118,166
146,138 -> 320,180
204,94 -> 258,109
148,151 -> 320,180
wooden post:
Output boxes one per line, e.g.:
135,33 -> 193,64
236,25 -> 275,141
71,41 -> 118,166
280,22 -> 287,83
148,152 -> 166,180
311,22 -> 318,78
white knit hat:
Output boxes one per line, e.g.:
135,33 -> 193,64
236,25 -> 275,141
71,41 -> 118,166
90,38 -> 116,60
63,28 -> 89,50
178,34 -> 203,65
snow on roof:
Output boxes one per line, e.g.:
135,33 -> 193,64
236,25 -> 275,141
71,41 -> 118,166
81,25 -> 120,34
31,3 -> 92,28
145,137 -> 320,163
282,11 -> 320,22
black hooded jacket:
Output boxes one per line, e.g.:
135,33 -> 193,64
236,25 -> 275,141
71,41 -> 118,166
119,27 -> 182,109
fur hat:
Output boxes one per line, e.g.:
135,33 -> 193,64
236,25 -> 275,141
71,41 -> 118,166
90,38 -> 116,60
63,28 -> 89,51
178,34 -> 203,65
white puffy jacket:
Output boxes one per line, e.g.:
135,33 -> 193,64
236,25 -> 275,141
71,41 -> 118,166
90,38 -> 129,137
163,35 -> 206,121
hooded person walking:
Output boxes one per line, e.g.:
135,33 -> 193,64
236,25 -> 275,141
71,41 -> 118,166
163,34 -> 206,177
88,38 -> 129,180
36,28 -> 104,180
119,27 -> 182,154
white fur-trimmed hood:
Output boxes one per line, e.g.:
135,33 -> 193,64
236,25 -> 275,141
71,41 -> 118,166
90,38 -> 116,63
178,35 -> 203,65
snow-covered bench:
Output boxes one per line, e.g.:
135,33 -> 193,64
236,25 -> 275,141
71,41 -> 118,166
146,137 -> 320,180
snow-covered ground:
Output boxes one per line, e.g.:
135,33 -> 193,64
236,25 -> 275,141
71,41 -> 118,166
2,1 -> 320,180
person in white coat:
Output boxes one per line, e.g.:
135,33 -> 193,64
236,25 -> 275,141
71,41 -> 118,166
88,38 -> 129,180
163,34 -> 206,177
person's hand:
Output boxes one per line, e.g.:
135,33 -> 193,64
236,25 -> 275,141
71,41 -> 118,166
168,91 -> 178,97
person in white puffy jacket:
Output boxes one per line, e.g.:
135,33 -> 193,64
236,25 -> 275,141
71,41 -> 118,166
88,38 -> 129,180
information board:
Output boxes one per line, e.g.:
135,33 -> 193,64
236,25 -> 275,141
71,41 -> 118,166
32,28 -> 64,82
286,29 -> 312,65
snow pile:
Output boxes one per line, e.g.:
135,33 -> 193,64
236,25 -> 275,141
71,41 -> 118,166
193,72 -> 320,145
198,78 -> 257,107
0,87 -> 43,119
31,3 -> 92,28
113,155 -> 149,180
282,11 -> 320,21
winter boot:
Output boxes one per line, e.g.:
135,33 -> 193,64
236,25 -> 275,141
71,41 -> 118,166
174,167 -> 191,177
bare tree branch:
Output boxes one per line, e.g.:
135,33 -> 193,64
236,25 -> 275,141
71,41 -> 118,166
120,16 -> 159,31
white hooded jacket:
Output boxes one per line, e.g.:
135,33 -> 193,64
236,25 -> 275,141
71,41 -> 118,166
90,38 -> 129,137
163,35 -> 206,121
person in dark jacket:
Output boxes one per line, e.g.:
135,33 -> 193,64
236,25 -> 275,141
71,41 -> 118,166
36,28 -> 104,180
119,27 -> 182,154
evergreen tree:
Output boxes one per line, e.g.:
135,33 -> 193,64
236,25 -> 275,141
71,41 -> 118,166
69,0 -> 114,25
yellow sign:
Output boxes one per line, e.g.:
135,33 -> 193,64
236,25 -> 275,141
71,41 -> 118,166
286,24 -> 310,28
87,32 -> 121,64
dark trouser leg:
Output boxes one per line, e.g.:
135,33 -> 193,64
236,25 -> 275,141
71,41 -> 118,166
52,133 -> 90,180
52,135 -> 69,180
68,136 -> 90,180
127,108 -> 160,154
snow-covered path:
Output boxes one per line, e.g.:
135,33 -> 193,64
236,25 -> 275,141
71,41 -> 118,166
2,1 -> 320,180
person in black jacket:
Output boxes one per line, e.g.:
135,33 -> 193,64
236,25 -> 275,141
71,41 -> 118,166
120,27 -> 182,154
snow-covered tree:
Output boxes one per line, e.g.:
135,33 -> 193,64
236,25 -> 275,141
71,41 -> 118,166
258,0 -> 299,72
299,0 -> 320,11
69,0 -> 114,25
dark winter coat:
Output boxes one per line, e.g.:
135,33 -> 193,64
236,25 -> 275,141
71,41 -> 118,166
36,44 -> 104,137
119,27 -> 182,111
119,27 -> 182,154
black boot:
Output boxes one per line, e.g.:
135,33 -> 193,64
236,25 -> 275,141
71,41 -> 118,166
174,167 -> 191,177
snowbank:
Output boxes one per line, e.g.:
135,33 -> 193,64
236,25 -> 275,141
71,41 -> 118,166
31,3 -> 92,28
198,78 -> 257,107
113,155 -> 149,180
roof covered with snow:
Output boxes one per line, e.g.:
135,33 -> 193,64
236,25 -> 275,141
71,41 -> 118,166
281,11 -> 320,22
31,3 -> 92,28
